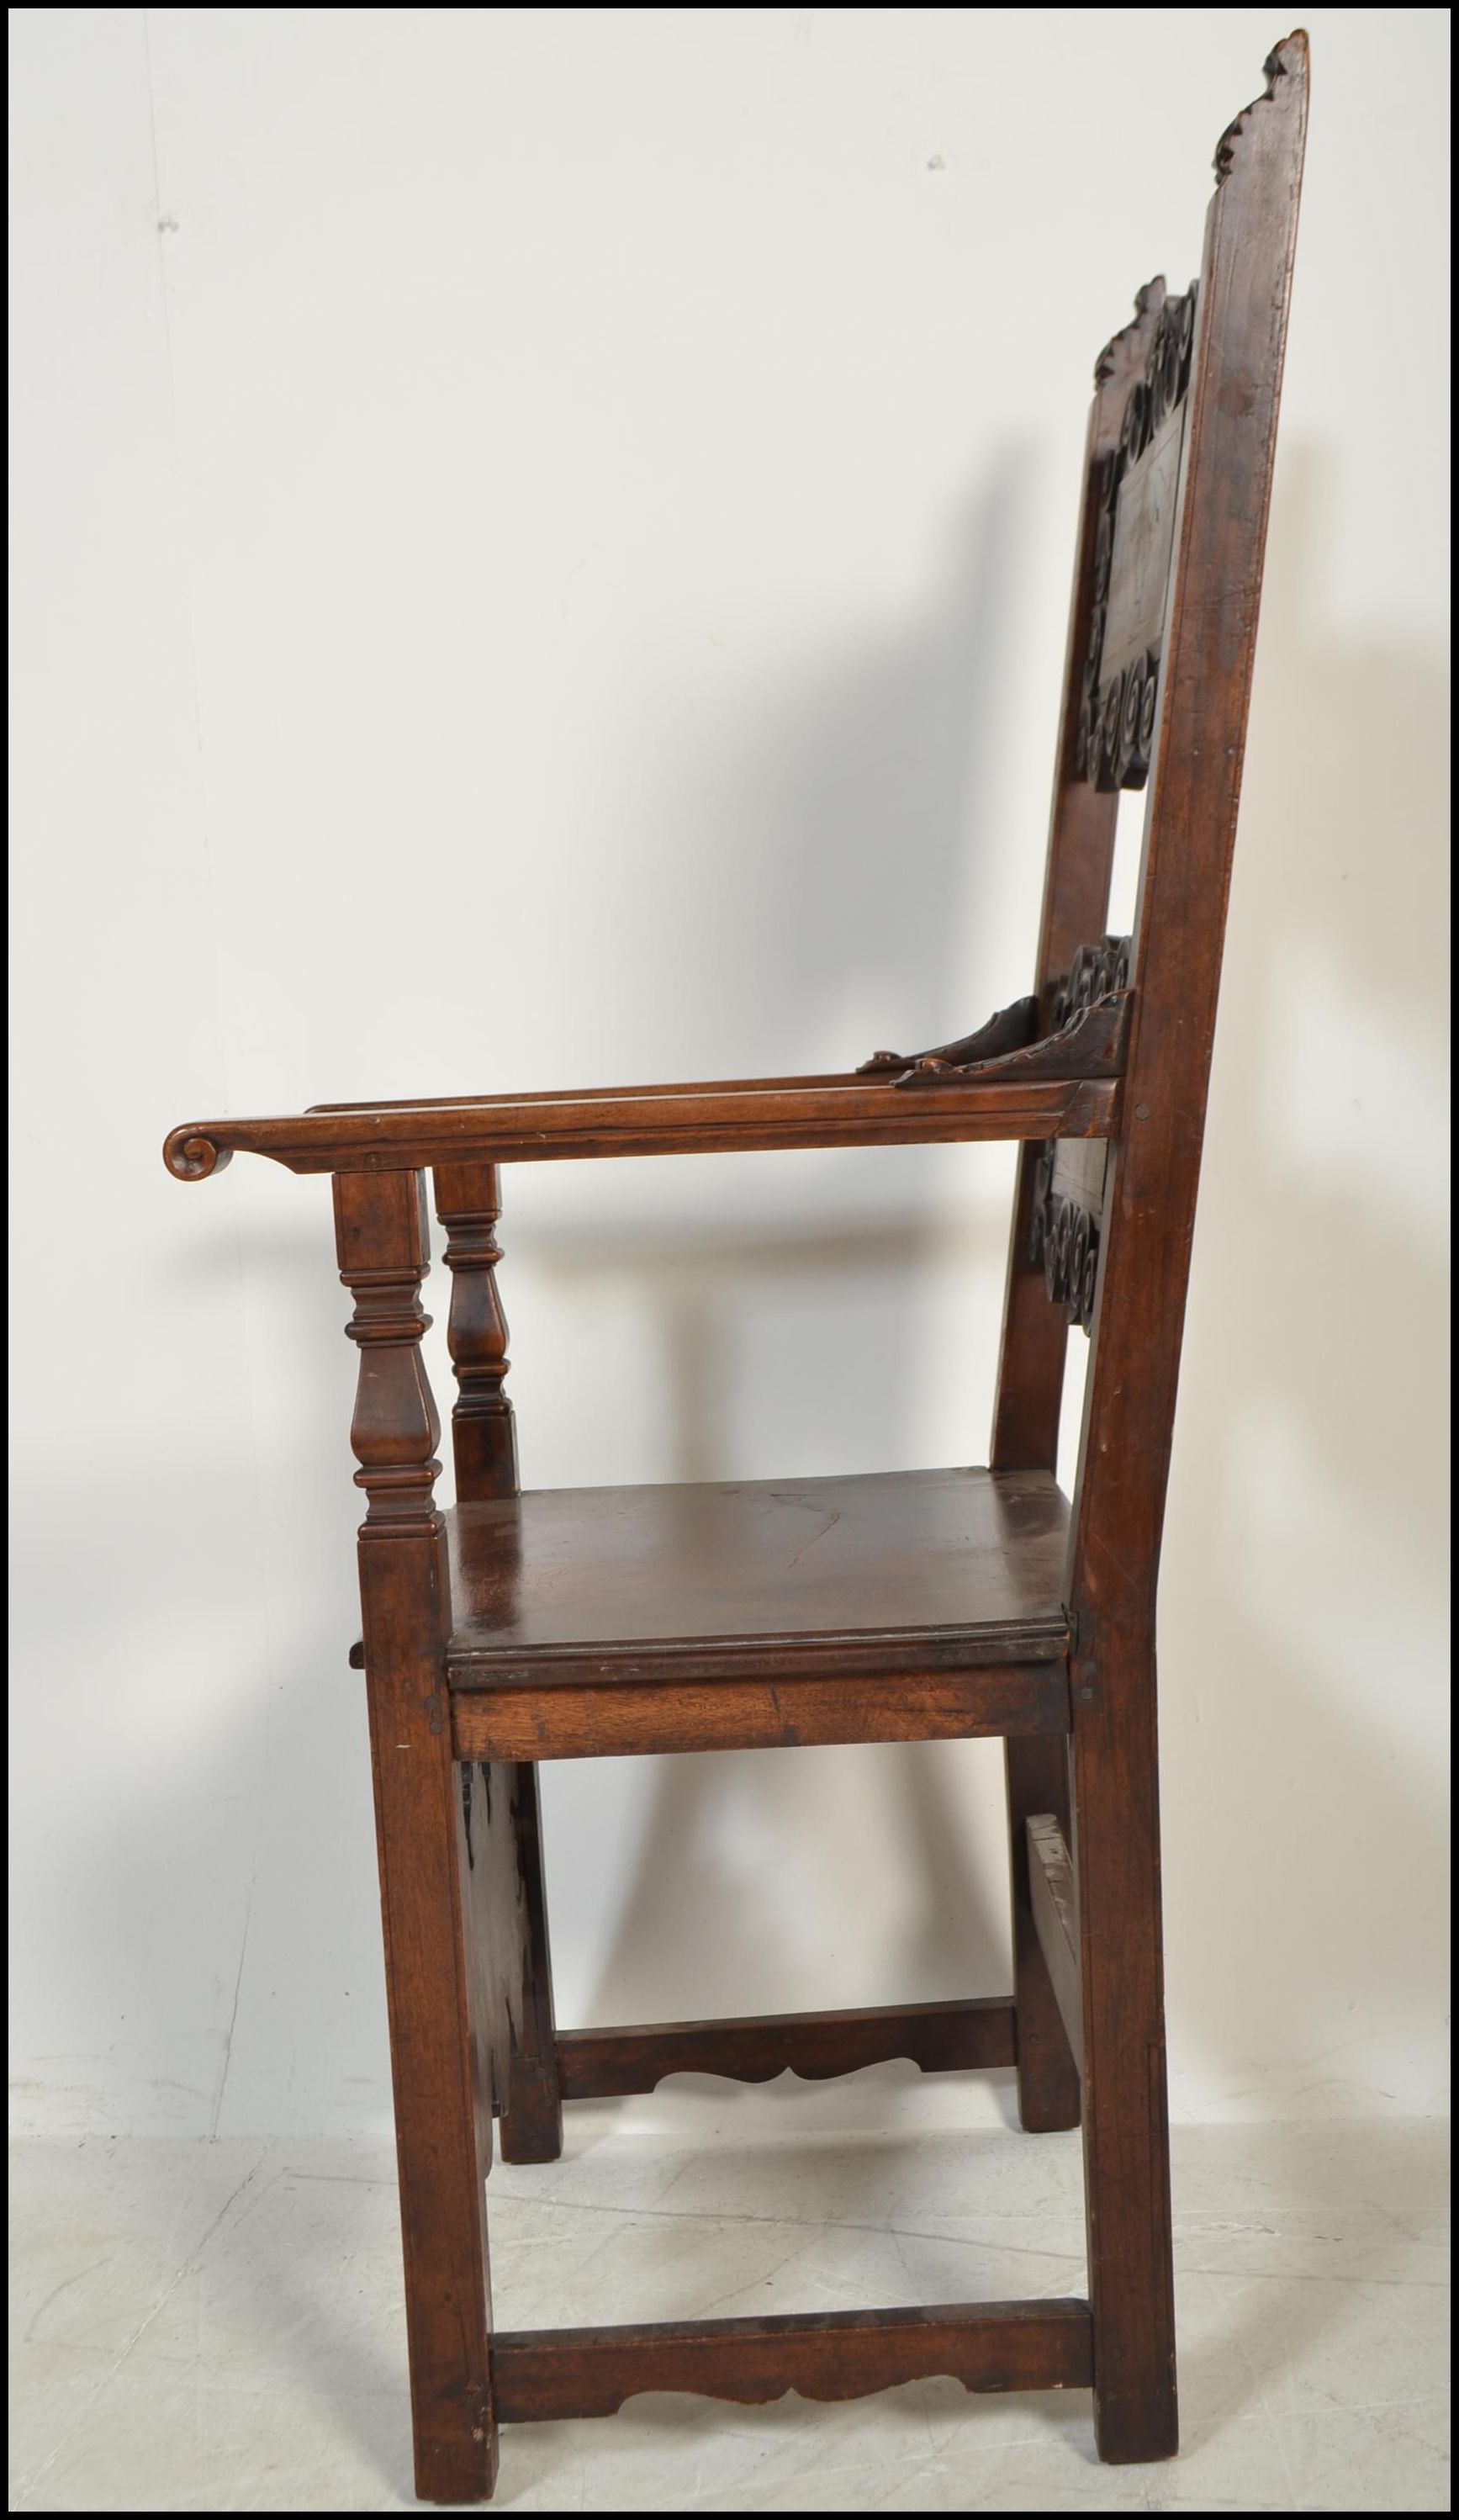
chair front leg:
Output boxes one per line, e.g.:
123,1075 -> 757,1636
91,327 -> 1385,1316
336,1170 -> 498,2503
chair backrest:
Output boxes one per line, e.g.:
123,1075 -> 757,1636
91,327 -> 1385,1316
991,36 -> 1309,1621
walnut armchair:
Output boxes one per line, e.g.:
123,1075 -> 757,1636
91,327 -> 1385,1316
166,35 -> 1308,2503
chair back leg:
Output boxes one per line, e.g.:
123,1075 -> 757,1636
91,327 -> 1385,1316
1072,1627 -> 1178,2462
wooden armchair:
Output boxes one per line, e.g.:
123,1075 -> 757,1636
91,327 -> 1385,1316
165,34 -> 1308,2502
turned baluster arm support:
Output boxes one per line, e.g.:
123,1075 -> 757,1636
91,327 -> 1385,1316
433,1161 -> 521,1503
335,1170 -> 446,1546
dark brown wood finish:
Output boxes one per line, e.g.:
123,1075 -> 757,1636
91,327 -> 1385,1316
1028,938 -> 1132,1329
332,1173 -> 497,2503
986,298 -> 1161,2147
451,1661 -> 1070,1763
991,291 -> 1164,1481
435,1163 -> 520,1502
1027,1813 -> 1083,2073
165,38 -> 1308,2501
447,1469 -> 1071,1678
492,2301 -> 1094,2422
444,1465 -> 1071,1753
497,1761 -> 562,2163
556,1999 -> 1016,2097
1005,1737 -> 1082,2132
458,1760 -> 563,2166
431,1166 -> 562,2163
859,993 -> 1038,1074
1076,294 -> 1198,795
1078,29 -> 1310,2449
1067,34 -> 1308,2464
163,1067 -> 1120,1178
891,989 -> 1130,1089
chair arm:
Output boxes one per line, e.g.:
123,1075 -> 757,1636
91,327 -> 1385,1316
163,1068 -> 1120,1180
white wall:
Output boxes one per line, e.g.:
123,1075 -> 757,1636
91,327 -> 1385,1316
9,8 -> 1448,2145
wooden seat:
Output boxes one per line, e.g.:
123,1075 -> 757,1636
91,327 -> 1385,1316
445,1469 -> 1072,1756
165,34 -> 1309,2505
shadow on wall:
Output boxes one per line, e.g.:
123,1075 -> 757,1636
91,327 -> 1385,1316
510,454 -> 1042,2066
702,448 -> 1039,1066
1155,441 -> 1449,2115
47,445 -> 1039,2152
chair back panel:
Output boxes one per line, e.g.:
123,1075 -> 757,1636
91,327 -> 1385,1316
1069,36 -> 1308,1611
990,299 -> 1161,1468
991,36 -> 1309,1575
1077,290 -> 1197,796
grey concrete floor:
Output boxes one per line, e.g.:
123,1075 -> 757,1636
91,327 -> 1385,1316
8,2101 -> 1448,2512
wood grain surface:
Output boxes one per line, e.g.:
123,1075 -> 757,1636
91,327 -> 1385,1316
492,2300 -> 1095,2423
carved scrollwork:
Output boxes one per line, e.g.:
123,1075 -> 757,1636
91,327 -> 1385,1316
1029,1162 -> 1102,1331
1213,36 -> 1303,184
163,1126 -> 231,1181
1093,277 -> 1164,390
891,990 -> 1129,1089
1050,934 -> 1132,1030
1075,290 -> 1196,792
857,996 -> 1037,1079
1028,936 -> 1132,1332
856,979 -> 1133,1091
